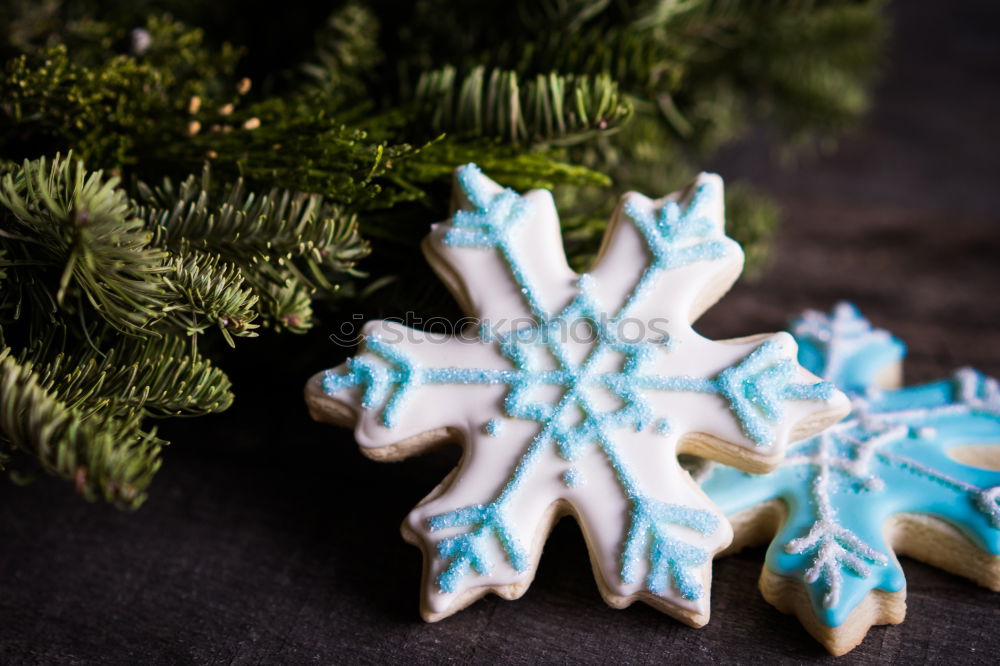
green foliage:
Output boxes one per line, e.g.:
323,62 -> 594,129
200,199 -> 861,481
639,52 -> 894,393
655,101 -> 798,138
0,154 -> 168,333
387,0 -> 885,151
413,66 -> 632,147
0,0 -> 886,508
0,154 -> 368,504
359,0 -> 883,277
136,166 -> 369,331
0,347 -> 161,508
722,183 -> 781,272
163,251 -> 259,342
31,334 -> 232,418
0,15 -> 241,168
301,2 -> 382,100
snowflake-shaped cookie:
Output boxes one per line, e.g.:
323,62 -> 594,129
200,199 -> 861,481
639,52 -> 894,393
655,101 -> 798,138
306,165 -> 848,626
702,303 -> 1000,654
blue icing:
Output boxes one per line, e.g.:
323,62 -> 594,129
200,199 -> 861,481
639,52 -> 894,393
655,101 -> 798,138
484,418 -> 503,436
716,339 -> 835,446
618,186 -> 729,318
325,164 -> 837,599
791,301 -> 906,392
703,304 -> 1000,628
563,468 -> 584,487
430,501 -> 528,593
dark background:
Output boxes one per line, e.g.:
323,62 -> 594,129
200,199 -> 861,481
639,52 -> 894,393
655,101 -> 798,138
1,1 -> 998,663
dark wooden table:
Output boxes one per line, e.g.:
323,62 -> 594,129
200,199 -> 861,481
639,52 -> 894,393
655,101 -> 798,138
1,1 -> 997,663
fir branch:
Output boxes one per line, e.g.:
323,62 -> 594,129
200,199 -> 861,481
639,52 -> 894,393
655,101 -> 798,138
726,2 -> 886,144
135,165 -> 370,330
0,348 -> 160,508
412,66 -> 632,147
391,0 -> 884,150
389,140 -> 611,194
137,166 -> 369,280
162,251 -> 259,344
162,95 -> 422,207
24,334 -> 233,418
259,278 -> 316,334
0,154 -> 169,333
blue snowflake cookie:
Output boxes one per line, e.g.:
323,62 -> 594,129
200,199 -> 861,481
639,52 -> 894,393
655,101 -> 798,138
702,303 -> 1000,654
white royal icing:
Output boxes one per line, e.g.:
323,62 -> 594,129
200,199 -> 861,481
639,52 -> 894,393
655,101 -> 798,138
313,165 -> 847,624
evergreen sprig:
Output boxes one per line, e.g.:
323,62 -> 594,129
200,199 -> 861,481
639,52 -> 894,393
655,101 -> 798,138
0,16 -> 241,169
0,155 -> 168,333
137,166 -> 370,332
0,349 -> 161,507
0,153 -> 369,503
413,66 -> 633,147
0,1 -> 886,507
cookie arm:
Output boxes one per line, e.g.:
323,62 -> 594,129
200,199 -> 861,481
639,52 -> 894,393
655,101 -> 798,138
587,173 -> 744,329
306,319 -> 510,460
423,165 -> 579,330
401,424 -> 732,626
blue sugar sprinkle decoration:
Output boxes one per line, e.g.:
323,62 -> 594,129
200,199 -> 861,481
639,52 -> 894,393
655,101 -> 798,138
563,468 -> 584,487
324,164 -> 836,600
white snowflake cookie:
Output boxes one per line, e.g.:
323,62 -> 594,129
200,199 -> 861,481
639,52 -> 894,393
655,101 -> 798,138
305,165 -> 848,626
